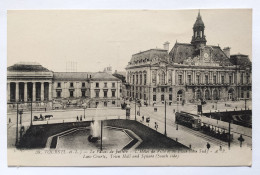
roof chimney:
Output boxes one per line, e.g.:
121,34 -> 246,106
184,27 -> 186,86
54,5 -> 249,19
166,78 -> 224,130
163,41 -> 170,52
223,47 -> 231,58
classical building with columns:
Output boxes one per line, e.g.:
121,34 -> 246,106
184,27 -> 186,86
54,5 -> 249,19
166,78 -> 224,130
125,12 -> 252,106
7,62 -> 121,111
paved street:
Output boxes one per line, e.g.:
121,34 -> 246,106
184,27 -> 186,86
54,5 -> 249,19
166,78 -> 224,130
7,100 -> 252,151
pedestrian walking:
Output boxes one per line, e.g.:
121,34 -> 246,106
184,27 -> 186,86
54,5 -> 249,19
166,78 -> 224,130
207,142 -> 211,150
45,107 -> 46,112
80,116 -> 82,122
155,122 -> 158,131
219,145 -> 222,151
9,118 -> 11,124
142,116 -> 144,122
76,116 -> 79,122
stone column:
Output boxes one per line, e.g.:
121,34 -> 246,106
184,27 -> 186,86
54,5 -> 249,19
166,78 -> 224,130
24,82 -> 27,102
41,82 -> 44,101
7,82 -> 10,102
49,82 -> 52,101
15,82 -> 19,102
32,82 -> 36,102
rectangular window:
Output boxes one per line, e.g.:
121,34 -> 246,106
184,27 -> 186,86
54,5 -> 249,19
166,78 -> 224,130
169,94 -> 172,101
57,91 -> 61,98
178,75 -> 183,85
112,90 -> 116,97
57,82 -> 61,88
140,74 -> 142,85
169,88 -> 172,93
104,91 -> 107,97
241,73 -> 244,84
70,82 -> 73,87
161,94 -> 164,101
144,74 -> 147,85
221,76 -> 224,84
70,91 -> 74,97
112,101 -> 115,105
136,75 -> 138,84
153,88 -> 156,92
96,82 -> 99,88
82,91 -> 86,97
205,75 -> 209,84
196,75 -> 200,84
144,94 -> 146,100
133,75 -> 135,84
241,91 -> 244,98
95,91 -> 99,98
104,82 -> 107,88
112,82 -> 115,88
213,75 -> 217,84
82,82 -> 85,87
161,87 -> 165,93
188,75 -> 191,84
153,95 -> 156,101
247,91 -> 250,98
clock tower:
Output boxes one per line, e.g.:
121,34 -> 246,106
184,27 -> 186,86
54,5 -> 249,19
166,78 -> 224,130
191,11 -> 207,49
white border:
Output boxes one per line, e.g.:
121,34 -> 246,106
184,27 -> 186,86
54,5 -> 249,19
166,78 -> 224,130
0,0 -> 260,174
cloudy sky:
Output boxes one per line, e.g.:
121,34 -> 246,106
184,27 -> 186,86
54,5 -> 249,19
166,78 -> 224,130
7,9 -> 252,72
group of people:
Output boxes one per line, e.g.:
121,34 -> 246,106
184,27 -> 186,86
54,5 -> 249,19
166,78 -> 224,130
76,115 -> 84,122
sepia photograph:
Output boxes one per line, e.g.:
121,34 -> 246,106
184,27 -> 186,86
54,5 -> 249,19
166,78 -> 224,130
6,9 -> 252,166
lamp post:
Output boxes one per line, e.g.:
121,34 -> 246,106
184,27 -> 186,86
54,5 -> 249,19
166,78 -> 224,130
15,102 -> 19,146
100,120 -> 103,151
84,106 -> 86,119
135,98 -> 137,121
19,109 -> 23,144
30,98 -> 33,126
164,100 -> 167,136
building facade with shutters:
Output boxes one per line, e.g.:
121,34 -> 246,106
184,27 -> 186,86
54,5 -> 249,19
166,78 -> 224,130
7,63 -> 122,111
125,12 -> 252,106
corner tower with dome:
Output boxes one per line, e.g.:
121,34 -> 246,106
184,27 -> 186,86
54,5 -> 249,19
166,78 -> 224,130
125,11 -> 251,106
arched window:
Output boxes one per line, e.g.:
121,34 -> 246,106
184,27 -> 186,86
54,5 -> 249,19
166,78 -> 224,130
159,71 -> 166,84
213,89 -> 218,100
177,90 -> 183,102
196,90 -> 201,100
228,89 -> 234,101
152,71 -> 156,83
205,89 -> 210,100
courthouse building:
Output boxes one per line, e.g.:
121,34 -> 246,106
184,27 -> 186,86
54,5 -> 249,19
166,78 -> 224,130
125,12 -> 252,105
7,62 -> 121,111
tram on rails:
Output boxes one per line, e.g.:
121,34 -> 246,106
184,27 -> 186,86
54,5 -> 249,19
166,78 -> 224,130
175,111 -> 233,142
175,111 -> 201,130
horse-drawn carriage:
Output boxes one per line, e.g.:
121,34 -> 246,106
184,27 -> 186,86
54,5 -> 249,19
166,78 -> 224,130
33,114 -> 53,121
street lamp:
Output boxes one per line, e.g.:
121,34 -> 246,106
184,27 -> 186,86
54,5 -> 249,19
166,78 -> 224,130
83,106 -> 86,119
164,100 -> 167,136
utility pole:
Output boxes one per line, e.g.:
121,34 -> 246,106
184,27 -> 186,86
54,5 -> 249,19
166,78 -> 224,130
15,102 -> 19,146
30,99 -> 33,126
244,99 -> 247,110
135,98 -> 136,121
100,120 -> 103,151
228,120 -> 231,149
164,100 -> 167,136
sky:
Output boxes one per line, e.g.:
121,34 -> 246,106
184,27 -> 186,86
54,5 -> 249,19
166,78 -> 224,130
7,9 -> 252,72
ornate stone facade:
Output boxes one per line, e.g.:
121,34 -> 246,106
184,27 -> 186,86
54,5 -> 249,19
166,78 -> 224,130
125,12 -> 252,105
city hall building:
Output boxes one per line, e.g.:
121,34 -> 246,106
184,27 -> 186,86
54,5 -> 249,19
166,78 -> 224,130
125,12 -> 252,105
7,62 -> 122,111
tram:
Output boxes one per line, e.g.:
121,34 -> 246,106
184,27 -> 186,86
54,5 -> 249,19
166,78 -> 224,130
175,111 -> 201,130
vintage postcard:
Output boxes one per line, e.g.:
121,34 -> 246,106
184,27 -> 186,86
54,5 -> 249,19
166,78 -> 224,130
7,9 -> 252,166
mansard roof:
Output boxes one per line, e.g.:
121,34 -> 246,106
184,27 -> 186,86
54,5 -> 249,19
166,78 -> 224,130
91,72 -> 120,81
7,62 -> 51,72
130,49 -> 168,63
169,43 -> 233,66
53,72 -> 94,81
230,54 -> 252,68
